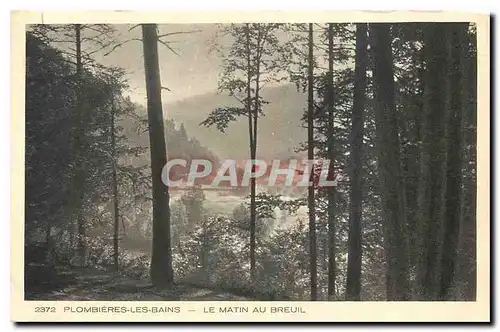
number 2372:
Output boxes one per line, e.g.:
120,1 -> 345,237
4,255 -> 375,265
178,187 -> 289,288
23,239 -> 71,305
35,307 -> 56,313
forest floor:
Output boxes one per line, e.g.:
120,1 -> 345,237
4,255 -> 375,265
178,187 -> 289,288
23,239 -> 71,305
25,264 -> 249,301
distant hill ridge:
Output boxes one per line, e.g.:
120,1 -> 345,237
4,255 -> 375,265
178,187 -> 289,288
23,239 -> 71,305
163,83 -> 308,160
118,84 -> 310,185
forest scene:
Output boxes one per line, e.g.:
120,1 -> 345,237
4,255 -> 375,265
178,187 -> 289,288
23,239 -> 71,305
24,22 -> 477,302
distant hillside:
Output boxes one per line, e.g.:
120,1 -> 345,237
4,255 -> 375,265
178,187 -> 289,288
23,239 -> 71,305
117,103 -> 219,172
115,84 -> 311,198
164,84 -> 308,160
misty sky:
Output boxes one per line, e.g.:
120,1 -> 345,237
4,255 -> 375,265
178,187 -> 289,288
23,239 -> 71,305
92,24 -> 224,104
41,23 -> 327,105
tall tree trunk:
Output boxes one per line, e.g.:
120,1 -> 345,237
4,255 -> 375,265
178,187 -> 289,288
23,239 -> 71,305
307,23 -> 318,301
370,23 -> 410,301
245,24 -> 257,282
111,92 -> 119,271
142,24 -> 174,287
452,24 -> 476,301
439,23 -> 469,300
325,23 -> 337,300
416,23 -> 449,300
72,23 -> 86,264
346,23 -> 367,301
403,27 -> 424,288
459,27 -> 477,300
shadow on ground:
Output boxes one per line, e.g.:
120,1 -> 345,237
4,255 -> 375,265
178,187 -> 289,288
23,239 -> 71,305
24,265 -> 249,301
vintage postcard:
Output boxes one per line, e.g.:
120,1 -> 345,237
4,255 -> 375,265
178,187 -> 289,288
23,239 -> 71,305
11,10 -> 490,322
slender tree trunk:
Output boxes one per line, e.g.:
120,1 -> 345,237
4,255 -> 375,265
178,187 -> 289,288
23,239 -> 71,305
245,24 -> 257,282
439,23 -> 469,300
307,23 -> 318,301
346,23 -> 367,301
416,23 -> 449,300
45,220 -> 52,247
370,23 -> 410,301
201,228 -> 209,284
72,24 -> 86,264
45,219 -> 53,264
142,24 -> 174,287
325,23 -> 337,301
249,149 -> 257,285
111,93 -> 120,271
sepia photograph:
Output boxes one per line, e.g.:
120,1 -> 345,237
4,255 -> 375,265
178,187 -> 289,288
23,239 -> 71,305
11,11 -> 490,322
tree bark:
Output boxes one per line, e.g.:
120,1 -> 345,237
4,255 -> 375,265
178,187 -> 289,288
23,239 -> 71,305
416,23 -> 449,300
307,23 -> 318,301
370,23 -> 410,301
346,23 -> 367,301
439,23 -> 469,300
456,25 -> 477,300
326,23 -> 337,301
142,24 -> 174,287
